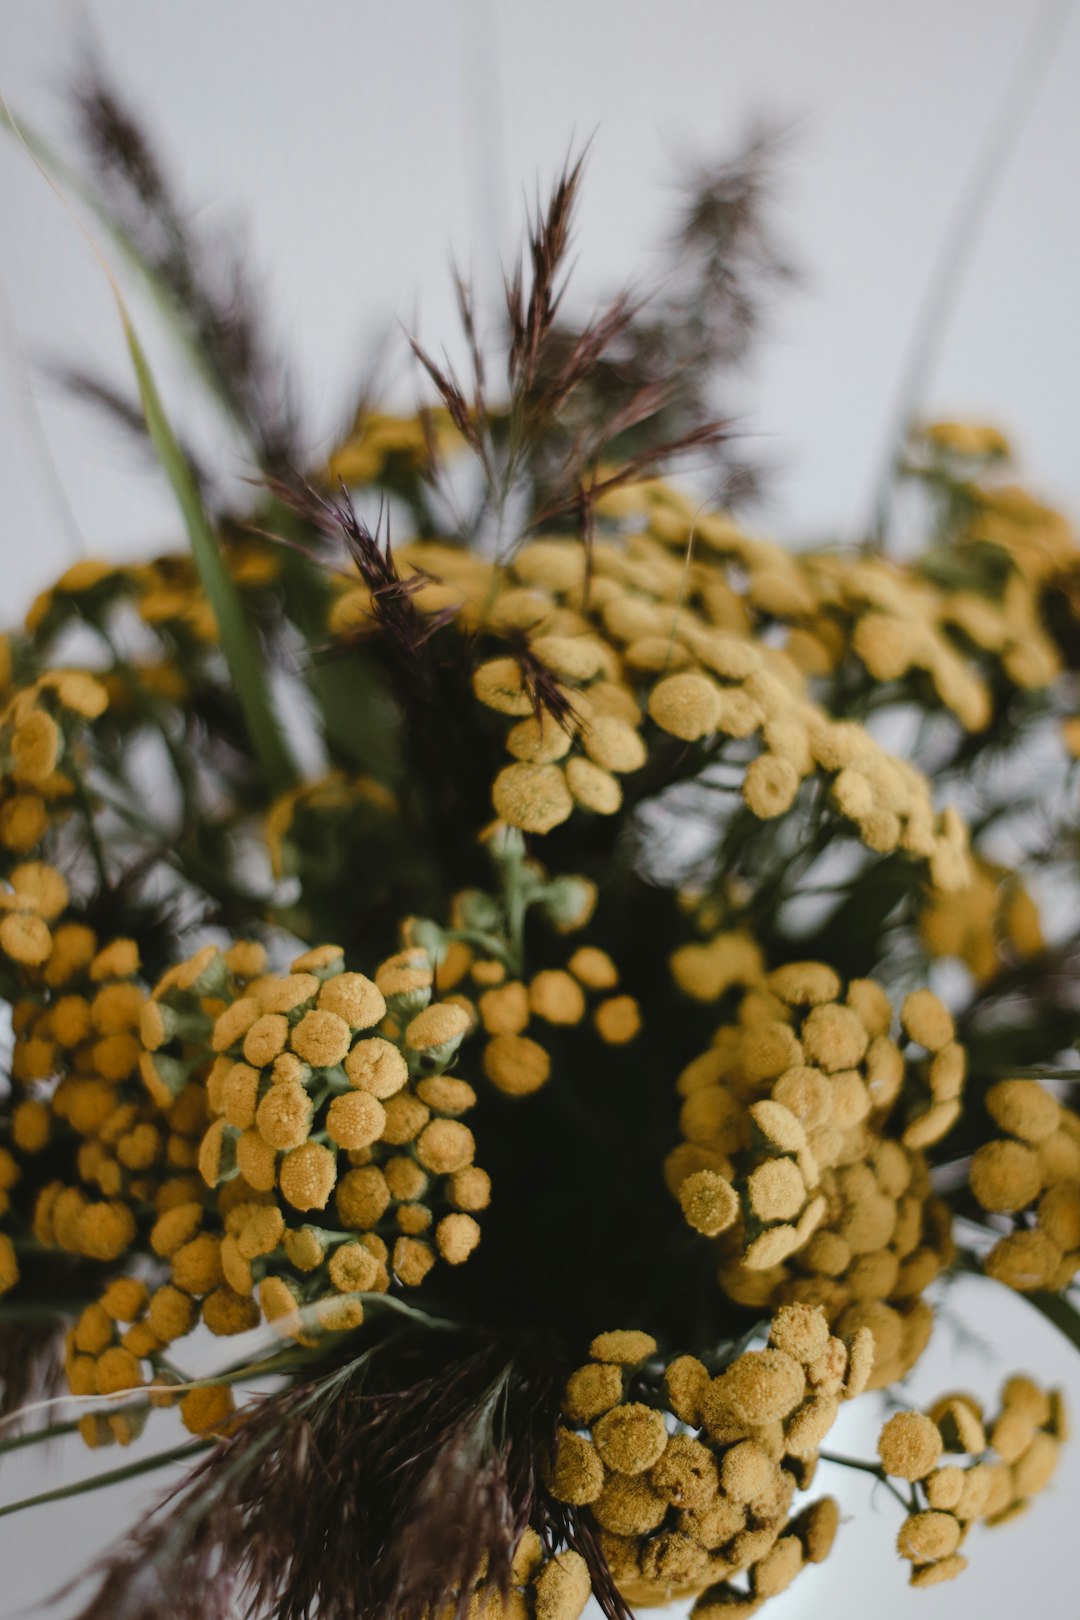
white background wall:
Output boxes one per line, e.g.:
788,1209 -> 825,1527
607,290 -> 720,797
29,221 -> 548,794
1,2 -> 1079,1616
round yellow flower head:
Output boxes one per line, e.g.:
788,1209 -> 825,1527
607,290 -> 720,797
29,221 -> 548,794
405,1001 -> 471,1054
649,672 -> 721,740
492,763 -> 574,834
877,1412 -> 943,1480
0,1233 -> 19,1295
180,1383 -> 235,1437
483,1033 -> 551,1096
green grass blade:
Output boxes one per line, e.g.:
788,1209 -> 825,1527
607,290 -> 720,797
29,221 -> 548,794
0,1437 -> 212,1520
122,314 -> 297,793
0,1419 -> 80,1457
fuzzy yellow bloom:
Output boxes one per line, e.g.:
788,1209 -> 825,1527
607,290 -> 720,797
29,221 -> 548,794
552,1308 -> 856,1608
0,1233 -> 19,1295
483,1033 -> 551,1095
344,1037 -> 409,1096
326,1089 -> 386,1150
593,995 -> 641,1045
878,1412 -> 943,1480
181,1383 -> 236,1436
279,1141 -> 337,1211
648,672 -> 721,740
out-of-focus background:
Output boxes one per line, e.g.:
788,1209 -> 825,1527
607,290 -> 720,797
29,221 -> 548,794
1,1 -> 1078,1616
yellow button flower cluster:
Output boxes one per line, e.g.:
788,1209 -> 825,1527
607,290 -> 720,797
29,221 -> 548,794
323,418 -> 1080,742
142,938 -> 485,1346
325,406 -> 465,488
0,859 -> 74,974
670,930 -> 765,1005
424,1530 -> 592,1620
447,939 -> 640,1097
667,961 -> 961,1388
919,857 -> 1044,985
63,1269 -> 242,1446
24,545 -> 281,654
875,1375 -> 1067,1588
549,1306 -> 868,1614
639,458 -> 1067,723
324,521 -> 971,888
968,1079 -> 1080,1292
0,671 -> 109,876
3,926 -> 212,1289
38,930 -> 491,1447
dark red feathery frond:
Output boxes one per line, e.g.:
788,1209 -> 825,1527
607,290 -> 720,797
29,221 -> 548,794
507,153 -> 587,393
65,1330 -> 579,1620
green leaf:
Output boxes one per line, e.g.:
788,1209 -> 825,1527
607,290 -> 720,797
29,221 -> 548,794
121,313 -> 297,794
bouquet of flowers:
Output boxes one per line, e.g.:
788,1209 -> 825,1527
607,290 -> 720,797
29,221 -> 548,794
1,67 -> 1077,1620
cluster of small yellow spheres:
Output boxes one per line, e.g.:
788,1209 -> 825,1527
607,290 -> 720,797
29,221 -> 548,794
427,905 -> 642,1097
968,1079 -> 1080,1293
0,670 -> 110,971
147,940 -> 487,1345
423,1534 -> 593,1620
549,1307 -> 869,1614
0,921 -> 501,1443
918,856 -> 1045,987
666,958 -> 960,1388
15,544 -> 281,659
2,412 -> 1080,1604
326,406 -> 463,487
2,909 -> 216,1312
875,1375 -> 1066,1587
321,414 -> 1079,741
325,525 -> 972,891
0,858 -> 78,980
317,424 -> 1080,898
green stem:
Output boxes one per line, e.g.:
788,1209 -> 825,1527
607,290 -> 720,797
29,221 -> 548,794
1,96 -> 295,793
990,1066 -> 1080,1082
448,927 -> 514,967
818,1450 -> 885,1477
503,856 -> 530,975
0,1437 -> 212,1520
0,1419 -> 79,1457
818,1452 -> 912,1511
69,766 -> 110,892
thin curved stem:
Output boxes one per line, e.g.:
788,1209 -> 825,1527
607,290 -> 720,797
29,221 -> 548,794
819,1451 -> 913,1511
0,1437 -> 212,1521
866,0 -> 1074,549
